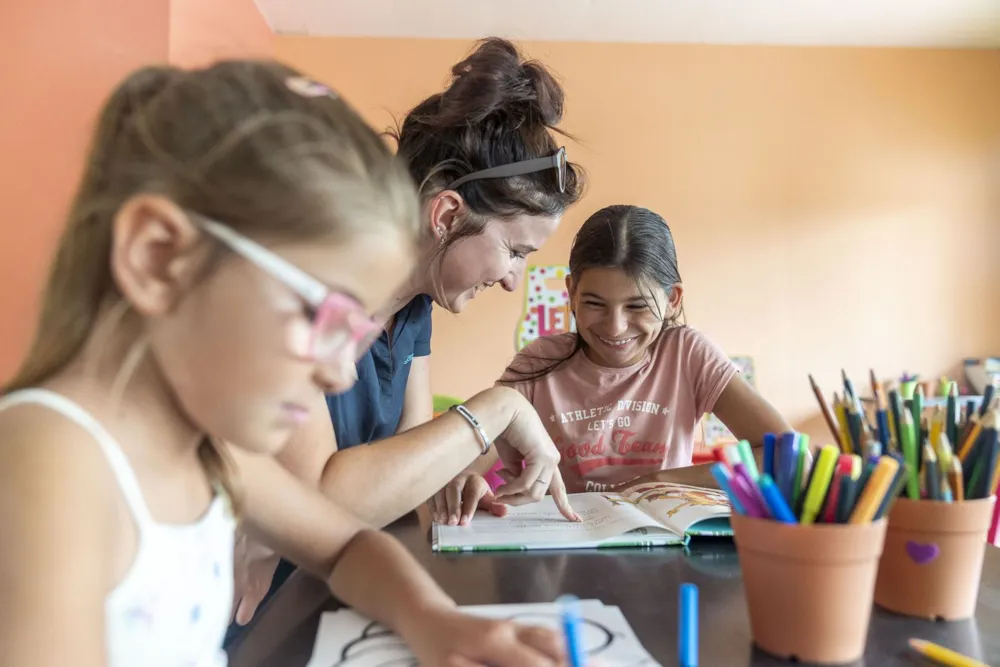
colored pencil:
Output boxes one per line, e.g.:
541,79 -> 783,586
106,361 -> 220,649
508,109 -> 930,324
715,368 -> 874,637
869,369 -> 882,407
849,456 -> 900,524
980,381 -> 997,418
908,638 -> 989,667
809,374 -> 843,451
949,457 -> 965,502
900,410 -> 920,500
946,382 -> 959,448
959,411 -> 995,462
922,443 -> 940,501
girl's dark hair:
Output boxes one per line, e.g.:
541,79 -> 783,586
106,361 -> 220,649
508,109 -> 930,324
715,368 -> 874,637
504,205 -> 684,383
388,37 -> 585,250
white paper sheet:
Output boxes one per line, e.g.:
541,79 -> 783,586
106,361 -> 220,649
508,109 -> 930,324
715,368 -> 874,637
306,600 -> 661,667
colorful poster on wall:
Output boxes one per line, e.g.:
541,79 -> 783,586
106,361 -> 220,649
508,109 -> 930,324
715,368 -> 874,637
515,265 -> 576,351
701,356 -> 757,446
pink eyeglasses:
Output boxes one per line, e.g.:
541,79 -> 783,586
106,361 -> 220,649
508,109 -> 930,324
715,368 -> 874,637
199,218 -> 383,363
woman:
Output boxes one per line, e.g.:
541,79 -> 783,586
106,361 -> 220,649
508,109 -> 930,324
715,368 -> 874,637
230,38 -> 585,630
321,36 -> 582,457
430,205 -> 792,524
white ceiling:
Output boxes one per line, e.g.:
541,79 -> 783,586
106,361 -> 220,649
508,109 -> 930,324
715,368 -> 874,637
254,0 -> 1000,48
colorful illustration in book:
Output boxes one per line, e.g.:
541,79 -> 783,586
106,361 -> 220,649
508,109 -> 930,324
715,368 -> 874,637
701,356 -> 756,446
605,484 -> 729,519
515,265 -> 575,351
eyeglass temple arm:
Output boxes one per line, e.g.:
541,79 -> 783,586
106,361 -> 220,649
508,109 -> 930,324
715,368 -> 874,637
199,218 -> 328,308
447,154 -> 559,190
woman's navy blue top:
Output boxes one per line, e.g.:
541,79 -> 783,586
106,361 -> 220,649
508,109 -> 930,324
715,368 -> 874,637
325,295 -> 434,449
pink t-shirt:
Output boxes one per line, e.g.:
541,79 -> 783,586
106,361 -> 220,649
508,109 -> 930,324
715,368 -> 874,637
496,326 -> 738,493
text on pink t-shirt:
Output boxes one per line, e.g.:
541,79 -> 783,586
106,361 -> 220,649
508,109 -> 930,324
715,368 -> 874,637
496,326 -> 737,493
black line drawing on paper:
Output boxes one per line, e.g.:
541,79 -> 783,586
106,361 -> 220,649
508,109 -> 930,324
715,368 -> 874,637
330,612 -> 660,667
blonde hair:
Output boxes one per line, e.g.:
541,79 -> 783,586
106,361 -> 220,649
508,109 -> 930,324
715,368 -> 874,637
5,60 -> 420,512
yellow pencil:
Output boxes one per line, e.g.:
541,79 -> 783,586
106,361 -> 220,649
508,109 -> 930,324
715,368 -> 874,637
949,457 -> 965,502
833,393 -> 852,454
930,407 -> 944,458
849,456 -> 900,524
959,410 -> 996,461
908,638 -> 989,667
958,414 -> 983,461
935,431 -> 953,474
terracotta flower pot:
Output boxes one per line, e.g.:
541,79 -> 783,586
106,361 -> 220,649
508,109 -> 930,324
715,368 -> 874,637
874,496 -> 996,621
732,514 -> 887,665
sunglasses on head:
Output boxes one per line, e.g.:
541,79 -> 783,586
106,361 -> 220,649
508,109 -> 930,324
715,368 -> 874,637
197,217 -> 382,363
446,146 -> 568,194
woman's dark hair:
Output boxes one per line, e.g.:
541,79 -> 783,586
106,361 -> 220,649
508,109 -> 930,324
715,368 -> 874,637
504,205 -> 684,383
388,37 -> 585,250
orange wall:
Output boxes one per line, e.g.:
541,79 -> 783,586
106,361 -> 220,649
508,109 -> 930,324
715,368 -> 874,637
0,0 -> 272,382
277,36 -> 1000,445
169,0 -> 273,68
0,0 -> 171,381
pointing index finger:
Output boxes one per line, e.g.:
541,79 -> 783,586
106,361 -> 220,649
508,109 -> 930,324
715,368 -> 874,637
547,470 -> 581,522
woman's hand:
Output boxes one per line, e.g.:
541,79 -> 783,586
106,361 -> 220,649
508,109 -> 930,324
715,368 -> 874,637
427,470 -> 508,526
403,607 -> 567,667
489,389 -> 580,522
231,531 -> 280,626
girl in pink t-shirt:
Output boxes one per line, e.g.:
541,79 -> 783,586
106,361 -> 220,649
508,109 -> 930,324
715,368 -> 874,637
432,205 -> 791,524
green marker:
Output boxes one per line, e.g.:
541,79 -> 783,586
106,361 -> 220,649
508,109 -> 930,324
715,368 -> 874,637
801,445 -> 839,525
900,411 -> 920,500
737,439 -> 760,481
911,388 -> 924,449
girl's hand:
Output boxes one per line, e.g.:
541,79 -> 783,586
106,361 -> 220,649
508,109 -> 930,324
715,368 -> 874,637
231,531 -> 280,625
427,471 -> 508,526
403,607 -> 567,667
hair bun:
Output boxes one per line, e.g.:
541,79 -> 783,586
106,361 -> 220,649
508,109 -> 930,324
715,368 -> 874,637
435,37 -> 565,128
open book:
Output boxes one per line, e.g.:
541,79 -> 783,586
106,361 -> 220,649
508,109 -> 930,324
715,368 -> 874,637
432,481 -> 732,552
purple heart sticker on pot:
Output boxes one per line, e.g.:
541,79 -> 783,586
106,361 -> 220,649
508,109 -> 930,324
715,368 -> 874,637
905,541 -> 940,565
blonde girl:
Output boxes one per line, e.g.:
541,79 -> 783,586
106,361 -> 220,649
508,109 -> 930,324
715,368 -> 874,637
0,61 -> 565,667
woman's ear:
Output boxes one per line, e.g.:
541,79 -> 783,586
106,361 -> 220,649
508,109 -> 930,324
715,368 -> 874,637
110,194 -> 207,317
426,190 -> 466,243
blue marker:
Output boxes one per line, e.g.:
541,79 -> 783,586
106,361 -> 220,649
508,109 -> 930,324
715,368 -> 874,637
710,463 -> 746,515
759,474 -> 798,523
679,583 -> 699,667
777,432 -> 799,504
762,433 -> 777,478
558,595 -> 585,667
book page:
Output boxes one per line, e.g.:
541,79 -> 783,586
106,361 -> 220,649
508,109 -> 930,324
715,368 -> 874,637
605,482 -> 732,536
433,493 -> 680,551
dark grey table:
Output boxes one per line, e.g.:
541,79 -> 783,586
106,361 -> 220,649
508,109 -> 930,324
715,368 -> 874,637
229,513 -> 1000,667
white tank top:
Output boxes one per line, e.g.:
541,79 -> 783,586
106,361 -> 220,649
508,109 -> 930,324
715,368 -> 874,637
0,389 -> 235,667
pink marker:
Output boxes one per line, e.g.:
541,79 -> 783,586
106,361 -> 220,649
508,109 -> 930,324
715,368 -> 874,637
730,465 -> 768,518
